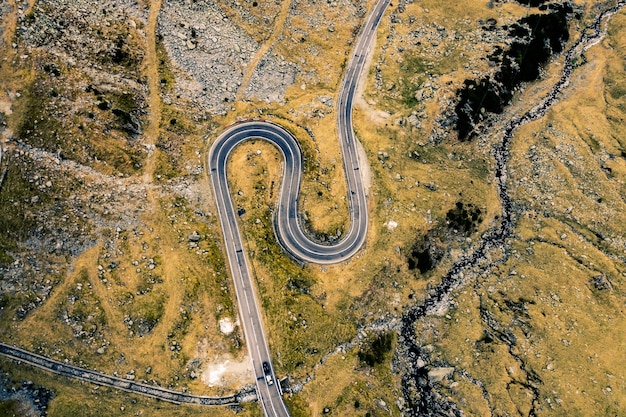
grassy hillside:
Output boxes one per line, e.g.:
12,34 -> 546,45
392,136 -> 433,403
0,0 -> 624,415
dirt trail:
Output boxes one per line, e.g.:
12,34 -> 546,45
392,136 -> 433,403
138,0 -> 185,350
142,0 -> 163,185
1,0 -> 18,149
236,0 -> 292,100
26,0 -> 36,15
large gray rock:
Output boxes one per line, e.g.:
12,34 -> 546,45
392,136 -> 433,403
427,367 -> 454,383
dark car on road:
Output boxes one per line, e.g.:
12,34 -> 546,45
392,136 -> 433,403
262,361 -> 273,385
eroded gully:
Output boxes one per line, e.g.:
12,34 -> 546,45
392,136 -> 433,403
397,2 -> 626,416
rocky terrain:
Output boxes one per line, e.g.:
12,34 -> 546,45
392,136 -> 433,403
1,0 -> 625,416
158,0 -> 257,113
0,374 -> 53,417
158,0 -> 299,113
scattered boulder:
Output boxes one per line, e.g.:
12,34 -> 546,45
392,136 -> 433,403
187,231 -> 201,242
112,109 -> 142,136
427,367 -> 454,383
590,274 -> 612,291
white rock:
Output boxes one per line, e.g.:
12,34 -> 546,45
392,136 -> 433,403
219,317 -> 235,335
428,367 -> 454,383
386,220 -> 398,231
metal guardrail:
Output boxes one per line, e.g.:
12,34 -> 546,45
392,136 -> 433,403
0,342 -> 255,406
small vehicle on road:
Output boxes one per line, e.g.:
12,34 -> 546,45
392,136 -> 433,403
262,361 -> 274,385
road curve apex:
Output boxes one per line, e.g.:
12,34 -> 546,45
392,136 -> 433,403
209,120 -> 369,265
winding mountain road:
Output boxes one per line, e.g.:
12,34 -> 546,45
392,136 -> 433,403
208,0 -> 389,415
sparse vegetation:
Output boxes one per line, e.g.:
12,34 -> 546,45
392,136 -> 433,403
0,0 -> 625,415
358,331 -> 394,367
455,4 -> 575,140
0,162 -> 40,261
445,201 -> 483,235
12,56 -> 147,175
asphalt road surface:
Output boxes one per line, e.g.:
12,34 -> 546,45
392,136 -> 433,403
208,0 -> 390,415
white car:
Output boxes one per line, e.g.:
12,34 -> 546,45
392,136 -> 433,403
262,361 -> 274,385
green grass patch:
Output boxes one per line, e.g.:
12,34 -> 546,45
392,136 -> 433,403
0,165 -> 36,254
0,400 -> 20,415
358,331 -> 395,367
13,75 -> 63,152
156,38 -> 177,95
398,55 -> 432,108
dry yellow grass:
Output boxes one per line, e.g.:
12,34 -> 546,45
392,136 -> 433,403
0,357 -> 263,417
428,10 -> 626,417
294,349 -> 401,416
9,201 -> 247,395
2,0 -> 626,415
436,217 -> 626,415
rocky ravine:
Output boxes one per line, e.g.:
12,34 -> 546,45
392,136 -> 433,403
1,0 -> 625,415
395,2 -> 626,416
